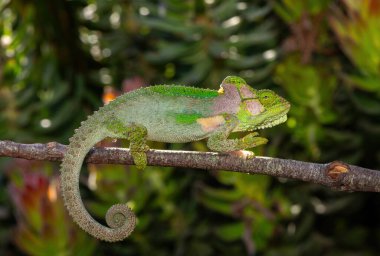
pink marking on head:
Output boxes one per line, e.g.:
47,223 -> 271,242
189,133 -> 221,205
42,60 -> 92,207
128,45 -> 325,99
212,84 -> 241,115
240,86 -> 256,99
245,99 -> 264,115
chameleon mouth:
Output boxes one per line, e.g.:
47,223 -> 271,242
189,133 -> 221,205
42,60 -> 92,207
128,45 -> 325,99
255,114 -> 288,130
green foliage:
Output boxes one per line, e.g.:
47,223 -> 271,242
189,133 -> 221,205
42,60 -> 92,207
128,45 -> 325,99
274,0 -> 332,22
1,0 -> 380,255
7,162 -> 96,255
122,0 -> 278,86
199,173 -> 290,251
0,1 -> 101,142
275,56 -> 337,158
330,0 -> 380,95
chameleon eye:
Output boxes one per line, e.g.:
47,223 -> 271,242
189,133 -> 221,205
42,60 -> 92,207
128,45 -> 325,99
259,91 -> 275,105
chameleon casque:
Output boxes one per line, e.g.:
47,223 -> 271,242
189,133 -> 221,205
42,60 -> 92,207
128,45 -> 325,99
60,76 -> 290,242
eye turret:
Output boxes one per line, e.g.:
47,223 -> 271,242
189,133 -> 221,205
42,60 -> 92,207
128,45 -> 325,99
258,90 -> 275,105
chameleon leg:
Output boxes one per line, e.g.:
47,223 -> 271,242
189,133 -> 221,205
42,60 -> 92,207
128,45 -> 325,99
125,124 -> 150,169
106,118 -> 149,169
207,114 -> 268,152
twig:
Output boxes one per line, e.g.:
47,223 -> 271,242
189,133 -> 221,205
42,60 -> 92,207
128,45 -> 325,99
0,140 -> 379,192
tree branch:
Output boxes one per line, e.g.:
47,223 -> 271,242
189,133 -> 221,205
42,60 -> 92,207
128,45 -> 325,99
0,140 -> 379,192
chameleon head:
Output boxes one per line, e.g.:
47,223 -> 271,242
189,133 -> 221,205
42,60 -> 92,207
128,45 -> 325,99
220,76 -> 290,132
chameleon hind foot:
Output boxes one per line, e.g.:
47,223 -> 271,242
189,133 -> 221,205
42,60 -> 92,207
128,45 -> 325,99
106,117 -> 149,169
125,124 -> 149,170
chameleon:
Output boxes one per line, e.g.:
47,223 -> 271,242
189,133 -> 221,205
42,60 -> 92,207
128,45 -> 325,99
60,76 -> 290,242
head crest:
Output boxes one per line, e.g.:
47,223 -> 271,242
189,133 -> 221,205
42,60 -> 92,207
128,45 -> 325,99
219,76 -> 257,100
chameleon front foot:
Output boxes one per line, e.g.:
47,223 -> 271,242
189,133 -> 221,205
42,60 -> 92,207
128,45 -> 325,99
227,150 -> 255,160
237,133 -> 268,149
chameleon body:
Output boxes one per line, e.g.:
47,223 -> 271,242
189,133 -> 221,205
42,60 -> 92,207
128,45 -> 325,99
60,76 -> 290,242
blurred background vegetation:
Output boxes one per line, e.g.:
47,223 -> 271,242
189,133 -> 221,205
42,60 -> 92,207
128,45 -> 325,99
1,0 -> 380,255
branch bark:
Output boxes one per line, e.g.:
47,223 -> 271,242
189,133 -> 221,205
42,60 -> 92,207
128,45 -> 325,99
0,140 -> 379,192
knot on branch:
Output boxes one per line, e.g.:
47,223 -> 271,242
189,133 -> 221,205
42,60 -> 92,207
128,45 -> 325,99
325,161 -> 350,188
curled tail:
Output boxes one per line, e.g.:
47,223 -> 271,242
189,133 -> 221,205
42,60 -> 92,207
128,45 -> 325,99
60,118 -> 136,242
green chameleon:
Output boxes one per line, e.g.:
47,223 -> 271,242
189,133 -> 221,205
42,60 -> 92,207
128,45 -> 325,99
60,76 -> 290,242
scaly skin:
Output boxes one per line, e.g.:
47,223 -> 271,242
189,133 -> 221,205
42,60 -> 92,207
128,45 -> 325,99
60,76 -> 290,242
